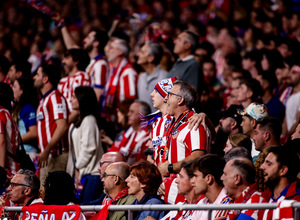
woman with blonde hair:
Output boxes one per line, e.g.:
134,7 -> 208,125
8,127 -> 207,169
223,133 -> 252,154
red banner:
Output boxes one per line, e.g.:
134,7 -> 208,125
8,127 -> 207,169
22,205 -> 82,220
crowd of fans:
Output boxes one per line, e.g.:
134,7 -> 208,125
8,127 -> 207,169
2,0 -> 300,219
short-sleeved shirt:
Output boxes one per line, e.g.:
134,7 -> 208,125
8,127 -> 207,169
86,54 -> 108,89
57,71 -> 90,112
36,89 -> 68,156
18,104 -> 38,152
0,106 -> 20,173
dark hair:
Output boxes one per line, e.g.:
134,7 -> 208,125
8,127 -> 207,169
93,29 -> 109,54
74,86 -> 101,129
0,55 -> 10,75
239,78 -> 262,102
192,154 -> 225,186
231,158 -> 255,185
118,99 -> 135,129
12,60 -> 32,79
44,171 -> 76,205
64,49 -> 90,71
17,169 -> 40,196
267,146 -> 300,183
259,71 -> 278,91
257,117 -> 282,143
40,64 -> 61,87
0,166 -> 6,190
174,80 -> 197,109
181,161 -> 194,178
224,147 -> 252,162
130,161 -> 162,195
12,77 -> 38,122
202,58 -> 216,69
0,82 -> 13,110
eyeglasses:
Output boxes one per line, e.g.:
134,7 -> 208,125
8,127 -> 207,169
9,182 -> 30,189
102,173 -> 123,181
167,91 -> 182,98
99,161 -> 113,166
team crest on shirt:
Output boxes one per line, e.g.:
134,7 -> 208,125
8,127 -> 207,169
172,130 -> 180,139
165,118 -> 172,127
36,112 -> 44,121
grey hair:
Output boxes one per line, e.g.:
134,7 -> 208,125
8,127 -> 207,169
174,80 -> 197,109
17,169 -> 40,196
114,38 -> 129,57
145,42 -> 163,65
230,158 -> 255,185
112,162 -> 130,183
134,100 -> 151,115
183,30 -> 199,53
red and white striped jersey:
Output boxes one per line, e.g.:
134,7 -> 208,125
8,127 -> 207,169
109,127 -> 149,165
227,183 -> 266,220
86,55 -> 108,89
151,114 -> 172,166
162,176 -> 186,205
36,89 -> 68,155
0,107 -> 20,173
57,71 -> 90,112
164,122 -> 208,164
103,58 -> 137,109
151,114 -> 172,148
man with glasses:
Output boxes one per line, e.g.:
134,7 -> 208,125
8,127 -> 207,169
1,169 -> 43,218
158,80 -> 208,177
101,162 -> 136,219
81,151 -> 125,205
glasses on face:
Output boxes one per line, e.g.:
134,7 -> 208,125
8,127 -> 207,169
102,173 -> 123,181
9,182 -> 30,189
167,91 -> 182,98
99,161 -> 113,166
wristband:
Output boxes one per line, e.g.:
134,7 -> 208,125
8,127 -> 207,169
57,19 -> 66,28
168,164 -> 174,174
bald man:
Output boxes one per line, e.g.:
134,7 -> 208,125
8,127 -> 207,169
82,152 -> 125,205
98,152 -> 125,178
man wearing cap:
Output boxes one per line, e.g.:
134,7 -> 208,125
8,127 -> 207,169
238,102 -> 269,161
212,105 -> 243,156
137,42 -> 168,112
0,82 -> 20,173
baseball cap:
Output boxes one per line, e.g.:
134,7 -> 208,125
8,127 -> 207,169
220,105 -> 243,125
238,102 -> 268,120
154,76 -> 177,98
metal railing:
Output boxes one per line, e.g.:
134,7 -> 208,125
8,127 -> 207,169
2,203 -> 300,220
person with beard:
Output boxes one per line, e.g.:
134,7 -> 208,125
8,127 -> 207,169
260,146 -> 300,219
52,14 -> 109,102
83,30 -> 109,102
212,105 -> 243,156
101,162 -> 136,220
58,49 -> 90,123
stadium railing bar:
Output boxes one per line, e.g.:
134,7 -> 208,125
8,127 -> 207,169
3,203 -> 300,220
